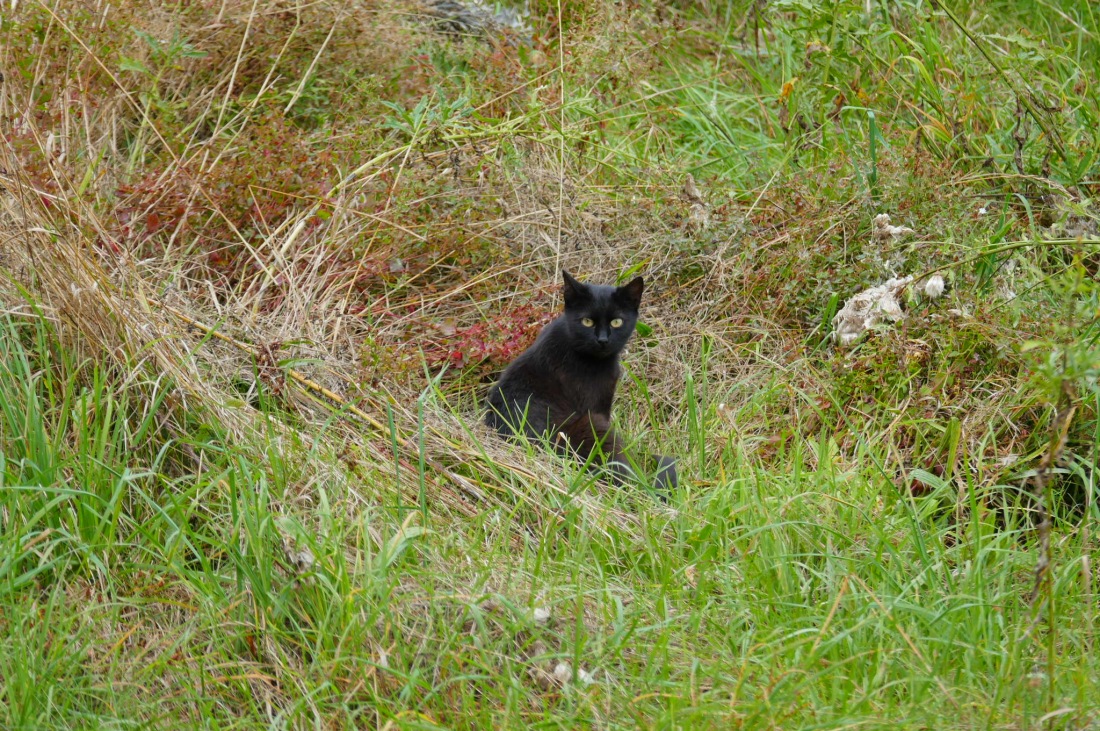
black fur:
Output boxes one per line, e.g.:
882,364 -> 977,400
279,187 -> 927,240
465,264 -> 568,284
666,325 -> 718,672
486,270 -> 678,492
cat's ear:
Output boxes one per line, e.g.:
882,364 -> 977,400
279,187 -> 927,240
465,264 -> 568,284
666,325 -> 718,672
617,275 -> 645,309
562,270 -> 588,307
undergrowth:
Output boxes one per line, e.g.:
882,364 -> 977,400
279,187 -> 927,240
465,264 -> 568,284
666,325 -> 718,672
2,0 -> 1099,727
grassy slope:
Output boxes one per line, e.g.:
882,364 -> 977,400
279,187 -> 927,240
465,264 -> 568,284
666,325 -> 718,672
1,0 -> 1099,728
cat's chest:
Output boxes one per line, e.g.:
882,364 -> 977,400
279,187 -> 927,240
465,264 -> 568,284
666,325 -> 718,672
556,362 -> 619,412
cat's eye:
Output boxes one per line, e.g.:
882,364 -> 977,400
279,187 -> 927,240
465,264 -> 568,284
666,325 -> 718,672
581,317 -> 595,327
610,318 -> 624,328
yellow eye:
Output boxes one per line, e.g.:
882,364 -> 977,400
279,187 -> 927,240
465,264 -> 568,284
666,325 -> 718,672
610,318 -> 624,328
581,317 -> 594,327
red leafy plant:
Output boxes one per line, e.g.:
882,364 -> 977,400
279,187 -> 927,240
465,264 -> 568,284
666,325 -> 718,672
423,304 -> 554,373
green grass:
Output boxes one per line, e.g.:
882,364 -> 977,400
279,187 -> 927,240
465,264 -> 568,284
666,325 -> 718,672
1,312 -> 1097,728
2,0 -> 1100,727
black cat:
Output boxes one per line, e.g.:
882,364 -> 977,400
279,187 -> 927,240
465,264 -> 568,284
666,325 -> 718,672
485,270 -> 677,492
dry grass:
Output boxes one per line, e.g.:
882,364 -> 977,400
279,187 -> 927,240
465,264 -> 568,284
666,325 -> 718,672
2,0 -> 1099,727
0,0 -> 1086,550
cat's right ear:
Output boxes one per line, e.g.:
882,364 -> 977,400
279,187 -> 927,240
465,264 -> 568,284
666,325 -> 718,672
562,270 -> 587,307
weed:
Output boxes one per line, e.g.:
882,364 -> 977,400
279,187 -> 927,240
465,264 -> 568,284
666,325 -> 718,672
2,0 -> 1100,727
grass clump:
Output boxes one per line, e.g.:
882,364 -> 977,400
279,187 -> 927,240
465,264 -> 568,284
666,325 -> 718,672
2,0 -> 1100,727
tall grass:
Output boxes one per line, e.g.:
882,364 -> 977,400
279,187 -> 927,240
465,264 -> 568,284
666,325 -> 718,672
1,0 -> 1099,727
1,306 -> 1097,726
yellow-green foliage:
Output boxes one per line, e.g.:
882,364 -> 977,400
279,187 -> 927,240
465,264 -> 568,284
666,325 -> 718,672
2,1 -> 1099,728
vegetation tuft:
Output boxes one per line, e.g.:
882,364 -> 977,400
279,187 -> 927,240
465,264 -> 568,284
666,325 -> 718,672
2,0 -> 1099,727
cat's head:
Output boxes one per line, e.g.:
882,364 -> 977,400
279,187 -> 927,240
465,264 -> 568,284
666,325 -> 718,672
560,270 -> 644,359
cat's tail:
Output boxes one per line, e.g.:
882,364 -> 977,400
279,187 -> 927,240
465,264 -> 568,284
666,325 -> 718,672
612,455 -> 678,496
653,456 -> 678,493
562,412 -> 678,496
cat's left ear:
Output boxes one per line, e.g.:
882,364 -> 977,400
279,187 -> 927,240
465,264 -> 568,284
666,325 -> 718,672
617,276 -> 645,309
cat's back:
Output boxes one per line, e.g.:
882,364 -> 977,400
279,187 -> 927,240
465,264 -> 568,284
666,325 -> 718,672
496,316 -> 566,381
485,317 -> 563,427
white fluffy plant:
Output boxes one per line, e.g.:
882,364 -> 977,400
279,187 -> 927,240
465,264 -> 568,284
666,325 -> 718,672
831,276 -> 913,346
923,274 -> 946,299
831,215 -> 946,347
831,274 -> 947,347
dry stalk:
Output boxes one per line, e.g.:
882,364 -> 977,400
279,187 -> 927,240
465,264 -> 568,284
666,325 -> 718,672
1029,385 -> 1077,605
158,304 -> 641,537
1024,379 -> 1077,723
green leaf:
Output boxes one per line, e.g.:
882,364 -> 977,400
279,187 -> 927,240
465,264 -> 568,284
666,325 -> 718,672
119,57 -> 148,75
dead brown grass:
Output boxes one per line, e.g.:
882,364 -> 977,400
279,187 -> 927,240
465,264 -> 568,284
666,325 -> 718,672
1,0 -> 1075,523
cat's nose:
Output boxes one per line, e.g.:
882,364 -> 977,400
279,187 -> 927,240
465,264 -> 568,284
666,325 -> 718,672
596,331 -> 609,344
